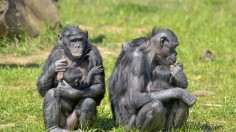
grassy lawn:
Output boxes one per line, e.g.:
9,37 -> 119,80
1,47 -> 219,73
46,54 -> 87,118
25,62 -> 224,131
1,0 -> 236,131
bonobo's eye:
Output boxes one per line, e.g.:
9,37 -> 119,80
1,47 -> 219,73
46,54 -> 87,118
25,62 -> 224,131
71,38 -> 83,43
160,36 -> 169,46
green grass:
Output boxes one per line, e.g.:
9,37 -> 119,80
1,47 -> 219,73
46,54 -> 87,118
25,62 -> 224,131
1,0 -> 236,131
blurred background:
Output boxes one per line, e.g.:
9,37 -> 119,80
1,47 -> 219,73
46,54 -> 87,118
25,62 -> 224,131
0,0 -> 236,131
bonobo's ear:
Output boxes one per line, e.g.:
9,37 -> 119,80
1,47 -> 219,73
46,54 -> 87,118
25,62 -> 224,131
58,34 -> 63,45
160,36 -> 167,46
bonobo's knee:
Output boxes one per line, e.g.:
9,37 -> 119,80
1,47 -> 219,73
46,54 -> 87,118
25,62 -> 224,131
81,98 -> 96,111
150,100 -> 164,113
45,88 -> 58,99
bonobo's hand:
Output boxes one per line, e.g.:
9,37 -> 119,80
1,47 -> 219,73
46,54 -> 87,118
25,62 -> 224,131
50,59 -> 68,73
175,88 -> 196,107
57,80 -> 74,98
90,65 -> 103,75
170,63 -> 183,76
170,63 -> 188,88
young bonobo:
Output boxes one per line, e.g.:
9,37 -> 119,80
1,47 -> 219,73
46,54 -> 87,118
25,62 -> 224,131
62,65 -> 103,88
146,63 -> 189,129
61,65 -> 103,130
147,63 -> 188,92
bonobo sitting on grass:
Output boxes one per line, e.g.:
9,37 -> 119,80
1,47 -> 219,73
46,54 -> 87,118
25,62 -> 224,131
109,28 -> 196,131
37,25 -> 105,132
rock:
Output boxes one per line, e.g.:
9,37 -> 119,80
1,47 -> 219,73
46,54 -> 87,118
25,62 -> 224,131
0,0 -> 60,38
200,49 -> 213,61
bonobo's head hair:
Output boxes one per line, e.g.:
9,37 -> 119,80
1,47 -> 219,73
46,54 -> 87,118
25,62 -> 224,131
60,25 -> 88,39
63,67 -> 83,87
152,65 -> 171,83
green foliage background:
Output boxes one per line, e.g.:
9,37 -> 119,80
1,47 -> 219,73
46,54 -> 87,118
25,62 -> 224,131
0,0 -> 236,131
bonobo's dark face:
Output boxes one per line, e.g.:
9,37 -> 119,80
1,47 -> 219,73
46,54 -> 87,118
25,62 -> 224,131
59,26 -> 88,59
151,29 -> 179,66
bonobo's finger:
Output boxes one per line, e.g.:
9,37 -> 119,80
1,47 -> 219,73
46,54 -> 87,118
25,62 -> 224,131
56,59 -> 67,63
56,62 -> 68,66
55,64 -> 68,69
55,69 -> 66,72
55,67 -> 67,72
62,80 -> 72,88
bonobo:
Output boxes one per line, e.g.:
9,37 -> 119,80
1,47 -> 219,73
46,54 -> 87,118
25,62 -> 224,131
60,65 -> 103,130
146,64 -> 189,129
37,25 -> 105,132
62,65 -> 103,88
109,28 -> 196,131
147,63 -> 188,92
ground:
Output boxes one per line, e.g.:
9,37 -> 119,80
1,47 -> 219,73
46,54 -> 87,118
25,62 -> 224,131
1,0 -> 236,131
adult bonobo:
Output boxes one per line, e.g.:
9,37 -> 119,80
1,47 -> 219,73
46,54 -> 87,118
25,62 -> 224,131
109,28 -> 196,131
37,26 -> 105,131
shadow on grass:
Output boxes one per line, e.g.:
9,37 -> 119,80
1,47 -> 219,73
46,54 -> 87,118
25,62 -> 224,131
90,34 -> 106,44
0,63 -> 41,68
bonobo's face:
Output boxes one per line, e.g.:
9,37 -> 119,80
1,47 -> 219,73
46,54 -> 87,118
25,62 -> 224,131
151,29 -> 179,66
59,26 -> 88,59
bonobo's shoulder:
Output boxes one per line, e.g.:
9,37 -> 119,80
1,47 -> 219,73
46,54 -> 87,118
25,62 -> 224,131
50,45 -> 65,54
132,50 -> 145,59
90,44 -> 99,52
89,44 -> 102,57
49,45 -> 63,52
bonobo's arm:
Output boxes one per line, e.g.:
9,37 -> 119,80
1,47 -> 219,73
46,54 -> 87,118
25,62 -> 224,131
128,51 -> 196,108
170,64 -> 188,88
37,46 -> 67,96
57,72 -> 105,100
84,65 -> 103,85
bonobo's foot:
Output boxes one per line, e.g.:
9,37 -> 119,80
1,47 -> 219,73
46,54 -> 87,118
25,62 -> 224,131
179,88 -> 197,107
49,127 -> 69,132
75,110 -> 81,116
66,110 -> 81,130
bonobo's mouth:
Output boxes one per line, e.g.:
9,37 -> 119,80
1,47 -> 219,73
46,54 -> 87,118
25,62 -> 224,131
72,52 -> 82,58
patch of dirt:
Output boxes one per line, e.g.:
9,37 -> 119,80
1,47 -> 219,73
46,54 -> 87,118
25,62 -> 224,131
0,123 -> 15,129
193,90 -> 216,97
97,47 -> 120,58
0,51 -> 49,65
0,46 -> 119,65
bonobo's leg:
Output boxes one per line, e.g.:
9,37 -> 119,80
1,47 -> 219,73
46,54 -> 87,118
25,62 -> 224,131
79,98 -> 97,128
166,100 -> 189,128
135,100 -> 166,131
66,109 -> 80,130
66,98 -> 97,129
43,88 -> 68,132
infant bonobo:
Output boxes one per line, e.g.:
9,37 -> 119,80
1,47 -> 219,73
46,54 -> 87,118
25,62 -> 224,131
61,65 -> 103,130
63,65 -> 103,88
147,63 -> 188,92
146,63 -> 189,128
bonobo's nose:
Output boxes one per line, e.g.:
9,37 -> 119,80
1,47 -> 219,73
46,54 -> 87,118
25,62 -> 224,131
74,45 -> 80,49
